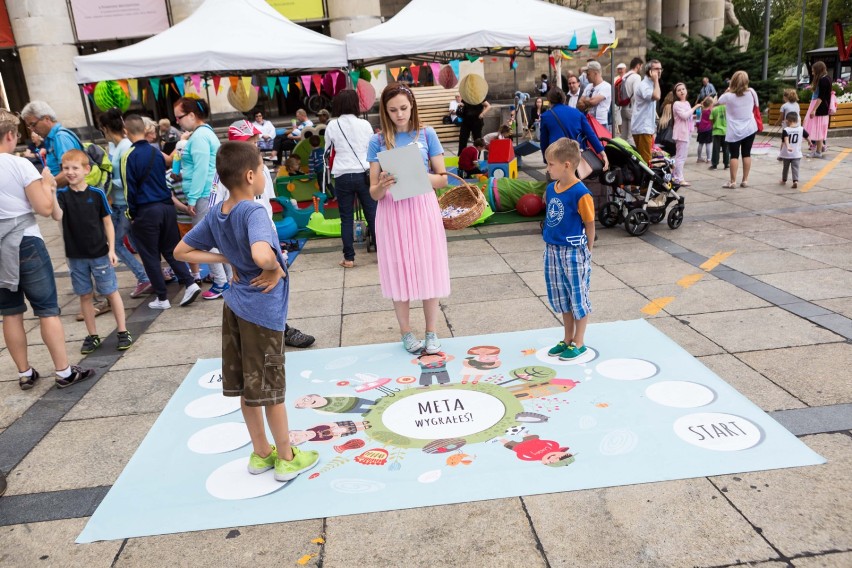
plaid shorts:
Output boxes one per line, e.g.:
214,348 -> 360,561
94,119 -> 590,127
544,242 -> 592,319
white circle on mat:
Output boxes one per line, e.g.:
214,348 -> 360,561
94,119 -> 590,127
534,346 -> 598,366
578,415 -> 597,430
185,394 -> 241,418
646,381 -> 715,408
382,389 -> 504,440
206,457 -> 288,500
599,429 -> 639,455
197,369 -> 224,390
418,470 -> 442,483
673,412 -> 762,451
596,358 -> 658,381
325,355 -> 358,370
330,478 -> 385,494
188,422 -> 250,454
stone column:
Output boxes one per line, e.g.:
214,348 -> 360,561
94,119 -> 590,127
689,0 -> 724,39
327,0 -> 381,40
661,0 -> 690,39
8,0 -> 85,127
647,0 -> 662,34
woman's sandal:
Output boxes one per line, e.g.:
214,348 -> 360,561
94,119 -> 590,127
722,182 -> 736,189
339,260 -> 355,268
740,181 -> 749,188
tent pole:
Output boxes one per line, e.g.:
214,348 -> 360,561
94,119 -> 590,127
204,74 -> 212,124
77,85 -> 94,142
609,48 -> 615,136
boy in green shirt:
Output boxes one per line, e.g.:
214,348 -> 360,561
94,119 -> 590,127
709,103 -> 729,170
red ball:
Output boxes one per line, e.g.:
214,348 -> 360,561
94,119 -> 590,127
517,193 -> 544,216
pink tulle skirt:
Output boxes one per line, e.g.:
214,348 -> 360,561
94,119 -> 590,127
375,191 -> 450,302
804,99 -> 829,141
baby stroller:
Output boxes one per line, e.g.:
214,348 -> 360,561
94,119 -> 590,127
596,137 -> 685,236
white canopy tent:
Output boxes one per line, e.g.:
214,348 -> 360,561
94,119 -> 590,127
73,0 -> 348,83
345,0 -> 616,63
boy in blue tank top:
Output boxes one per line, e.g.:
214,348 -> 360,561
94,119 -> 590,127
542,138 -> 595,360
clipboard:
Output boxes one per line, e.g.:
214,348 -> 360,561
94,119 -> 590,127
376,143 -> 433,200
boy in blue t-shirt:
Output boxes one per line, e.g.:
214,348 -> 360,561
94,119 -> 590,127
174,142 -> 319,482
542,138 -> 595,360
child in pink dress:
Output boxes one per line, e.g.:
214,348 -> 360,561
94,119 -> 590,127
672,82 -> 701,186
368,83 -> 450,354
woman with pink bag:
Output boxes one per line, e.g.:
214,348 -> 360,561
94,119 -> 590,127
804,61 -> 832,159
716,71 -> 759,188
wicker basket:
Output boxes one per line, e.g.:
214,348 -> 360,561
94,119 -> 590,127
438,172 -> 486,230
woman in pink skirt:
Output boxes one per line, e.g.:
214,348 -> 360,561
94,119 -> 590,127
804,61 -> 831,158
368,83 -> 450,354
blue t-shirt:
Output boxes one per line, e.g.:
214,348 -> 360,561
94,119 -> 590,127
367,127 -> 443,167
183,200 -> 289,331
543,181 -> 594,247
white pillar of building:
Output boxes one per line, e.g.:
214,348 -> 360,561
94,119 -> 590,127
327,0 -> 382,40
8,0 -> 85,127
689,0 -> 725,39
661,0 -> 690,39
647,0 -> 662,34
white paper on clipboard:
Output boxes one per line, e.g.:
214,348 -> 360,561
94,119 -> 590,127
376,144 -> 433,200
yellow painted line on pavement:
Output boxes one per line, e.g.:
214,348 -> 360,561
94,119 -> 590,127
700,250 -> 736,272
677,273 -> 705,288
801,148 -> 851,193
641,297 -> 675,316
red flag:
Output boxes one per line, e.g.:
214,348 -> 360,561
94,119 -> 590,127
529,37 -> 537,52
212,75 -> 222,94
548,55 -> 556,69
409,65 -> 420,84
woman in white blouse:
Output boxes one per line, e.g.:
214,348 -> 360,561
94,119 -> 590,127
716,71 -> 759,188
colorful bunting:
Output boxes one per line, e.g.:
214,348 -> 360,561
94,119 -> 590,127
266,76 -> 277,96
349,70 -> 361,85
311,74 -> 322,93
278,76 -> 290,94
511,61 -> 518,70
117,79 -> 130,97
228,76 -> 239,92
211,75 -> 221,94
240,76 -> 252,94
262,86 -> 269,96
253,85 -> 260,93
449,60 -> 460,77
173,76 -> 185,96
529,36 -> 537,52
81,83 -> 95,96
165,83 -> 171,96
409,65 -> 420,84
465,54 -> 479,63
300,75 -> 312,95
150,78 -> 161,100
372,69 -> 382,80
389,67 -> 400,80
548,55 -> 556,69
429,62 -> 441,82
127,79 -> 139,99
190,74 -> 202,94
589,29 -> 599,49
568,31 -> 578,51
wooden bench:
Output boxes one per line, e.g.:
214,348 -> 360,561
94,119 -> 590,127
768,102 -> 852,129
411,85 -> 460,150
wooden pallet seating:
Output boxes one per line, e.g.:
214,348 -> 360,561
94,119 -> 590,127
411,85 -> 461,149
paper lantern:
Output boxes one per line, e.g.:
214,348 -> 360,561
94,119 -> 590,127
321,71 -> 346,98
356,79 -> 376,113
93,81 -> 131,112
458,74 -> 488,105
226,82 -> 258,112
438,65 -> 458,89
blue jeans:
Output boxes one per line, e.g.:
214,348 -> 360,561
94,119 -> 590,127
0,236 -> 60,317
335,172 -> 377,261
111,204 -> 148,283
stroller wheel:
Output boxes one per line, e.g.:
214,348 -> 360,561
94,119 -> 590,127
667,205 -> 685,230
649,208 -> 666,224
624,209 -> 651,236
599,202 -> 622,228
603,170 -> 619,185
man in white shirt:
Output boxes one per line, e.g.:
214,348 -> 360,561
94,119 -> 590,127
618,57 -> 644,143
612,63 -> 626,135
252,111 -> 276,151
448,94 -> 462,123
566,74 -> 582,109
578,61 -> 612,132
0,109 -> 94,390
630,60 -> 662,165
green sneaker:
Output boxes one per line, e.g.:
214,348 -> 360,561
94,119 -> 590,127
547,341 -> 569,357
247,445 -> 277,474
274,446 -> 319,482
559,344 -> 588,361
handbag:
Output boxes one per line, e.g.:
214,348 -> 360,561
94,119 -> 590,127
549,109 -> 605,180
751,90 -> 763,133
585,112 -> 612,141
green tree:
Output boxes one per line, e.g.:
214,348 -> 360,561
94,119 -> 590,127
647,26 -> 781,107
768,0 -> 852,68
732,0 -> 797,39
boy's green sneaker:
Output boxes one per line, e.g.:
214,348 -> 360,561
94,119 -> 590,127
274,446 -> 319,482
247,445 -> 277,474
547,341 -> 570,357
559,344 -> 588,361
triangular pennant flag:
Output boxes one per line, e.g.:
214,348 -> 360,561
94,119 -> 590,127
422,62 -> 428,66
173,76 -> 185,96
278,76 -> 290,94
596,45 -> 608,58
589,29 -> 598,50
228,76 -> 239,92
372,69 -> 381,80
165,83 -> 171,96
312,74 -> 322,93
449,60 -> 460,77
568,31 -> 578,51
389,67 -> 400,80
409,65 -> 420,84
300,75 -> 312,95
609,37 -> 619,51
142,87 -> 147,106
81,83 -> 95,95
190,74 -> 202,94
400,66 -> 407,72
117,79 -> 130,97
150,78 -> 161,100
549,55 -> 556,69
127,78 -> 138,99
511,61 -> 518,70
529,36 -> 537,52
266,76 -> 277,96
560,50 -> 573,60
429,62 -> 441,81
348,70 -> 360,85
262,86 -> 269,96
465,55 -> 479,63
253,85 -> 260,93
213,75 -> 222,94
240,76 -> 252,94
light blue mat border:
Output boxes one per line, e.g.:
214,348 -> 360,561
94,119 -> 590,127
78,319 -> 825,543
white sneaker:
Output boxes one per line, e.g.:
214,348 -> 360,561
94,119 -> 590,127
148,298 -> 171,310
424,332 -> 441,354
180,283 -> 201,307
